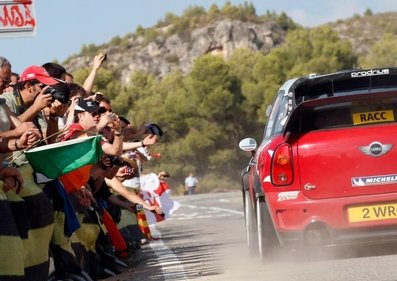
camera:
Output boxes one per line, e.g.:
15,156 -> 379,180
108,113 -> 117,121
110,156 -> 124,166
95,92 -> 103,102
123,166 -> 134,174
44,84 -> 70,104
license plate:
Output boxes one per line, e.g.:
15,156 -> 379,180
352,110 -> 394,125
348,203 -> 397,222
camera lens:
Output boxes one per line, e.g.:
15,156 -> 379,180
111,156 -> 123,166
52,90 -> 69,104
46,83 -> 70,104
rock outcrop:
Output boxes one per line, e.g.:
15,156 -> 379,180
65,19 -> 285,84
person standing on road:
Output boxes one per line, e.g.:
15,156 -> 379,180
185,172 -> 198,195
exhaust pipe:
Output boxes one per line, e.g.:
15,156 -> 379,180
304,222 -> 331,246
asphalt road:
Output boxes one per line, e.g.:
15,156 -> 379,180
105,191 -> 397,281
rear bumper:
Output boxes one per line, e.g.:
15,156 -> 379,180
267,191 -> 397,246
279,224 -> 397,246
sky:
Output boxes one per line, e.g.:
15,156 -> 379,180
2,0 -> 397,74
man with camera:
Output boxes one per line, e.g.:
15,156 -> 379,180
1,65 -> 70,145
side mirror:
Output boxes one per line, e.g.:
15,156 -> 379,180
239,138 -> 257,152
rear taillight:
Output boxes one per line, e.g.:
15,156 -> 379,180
271,143 -> 293,186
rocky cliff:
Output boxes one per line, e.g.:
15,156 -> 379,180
64,11 -> 397,84
64,18 -> 287,84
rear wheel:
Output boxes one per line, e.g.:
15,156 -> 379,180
244,190 -> 258,255
256,196 -> 279,260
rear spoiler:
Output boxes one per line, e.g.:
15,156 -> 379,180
283,89 -> 397,141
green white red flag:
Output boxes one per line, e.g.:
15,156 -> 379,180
25,135 -> 102,181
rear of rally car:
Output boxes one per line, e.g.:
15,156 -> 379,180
266,68 -> 397,246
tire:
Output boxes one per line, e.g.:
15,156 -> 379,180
244,190 -> 258,255
256,196 -> 279,260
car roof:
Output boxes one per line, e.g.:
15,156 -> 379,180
287,68 -> 397,105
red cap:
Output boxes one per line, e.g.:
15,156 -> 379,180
20,66 -> 58,85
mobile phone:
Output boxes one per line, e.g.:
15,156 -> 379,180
124,166 -> 133,174
108,113 -> 117,121
95,92 -> 103,102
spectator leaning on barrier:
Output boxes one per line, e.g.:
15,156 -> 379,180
0,60 -> 56,281
94,103 -> 163,236
60,99 -> 123,197
93,101 -> 162,215
55,99 -> 124,279
0,58 -> 42,281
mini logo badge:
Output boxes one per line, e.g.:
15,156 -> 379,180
359,141 -> 392,157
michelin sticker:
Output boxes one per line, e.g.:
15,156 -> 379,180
352,174 -> 397,187
277,191 -> 299,202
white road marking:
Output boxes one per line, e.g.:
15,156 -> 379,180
149,226 -> 188,280
147,200 -> 243,280
180,204 -> 243,216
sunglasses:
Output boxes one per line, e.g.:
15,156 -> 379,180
98,106 -> 112,114
91,111 -> 100,117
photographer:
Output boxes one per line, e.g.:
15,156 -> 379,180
1,65 -> 69,145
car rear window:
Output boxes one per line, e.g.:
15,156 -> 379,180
294,72 -> 397,104
298,102 -> 397,132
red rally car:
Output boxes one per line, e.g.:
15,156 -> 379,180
239,68 -> 397,259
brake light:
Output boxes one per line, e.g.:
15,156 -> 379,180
271,143 -> 293,186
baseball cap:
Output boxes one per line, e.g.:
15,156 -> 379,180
145,123 -> 163,137
20,65 -> 58,85
75,99 -> 100,113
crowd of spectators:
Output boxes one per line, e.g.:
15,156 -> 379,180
0,54 -> 167,281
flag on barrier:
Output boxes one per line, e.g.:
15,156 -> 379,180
139,173 -> 180,225
25,136 -> 103,182
136,208 -> 153,240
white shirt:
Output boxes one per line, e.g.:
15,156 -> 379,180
185,176 -> 198,187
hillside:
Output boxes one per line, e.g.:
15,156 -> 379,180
64,8 -> 397,84
330,11 -> 397,56
63,4 -> 297,83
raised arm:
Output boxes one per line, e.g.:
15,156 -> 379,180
83,53 -> 106,93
